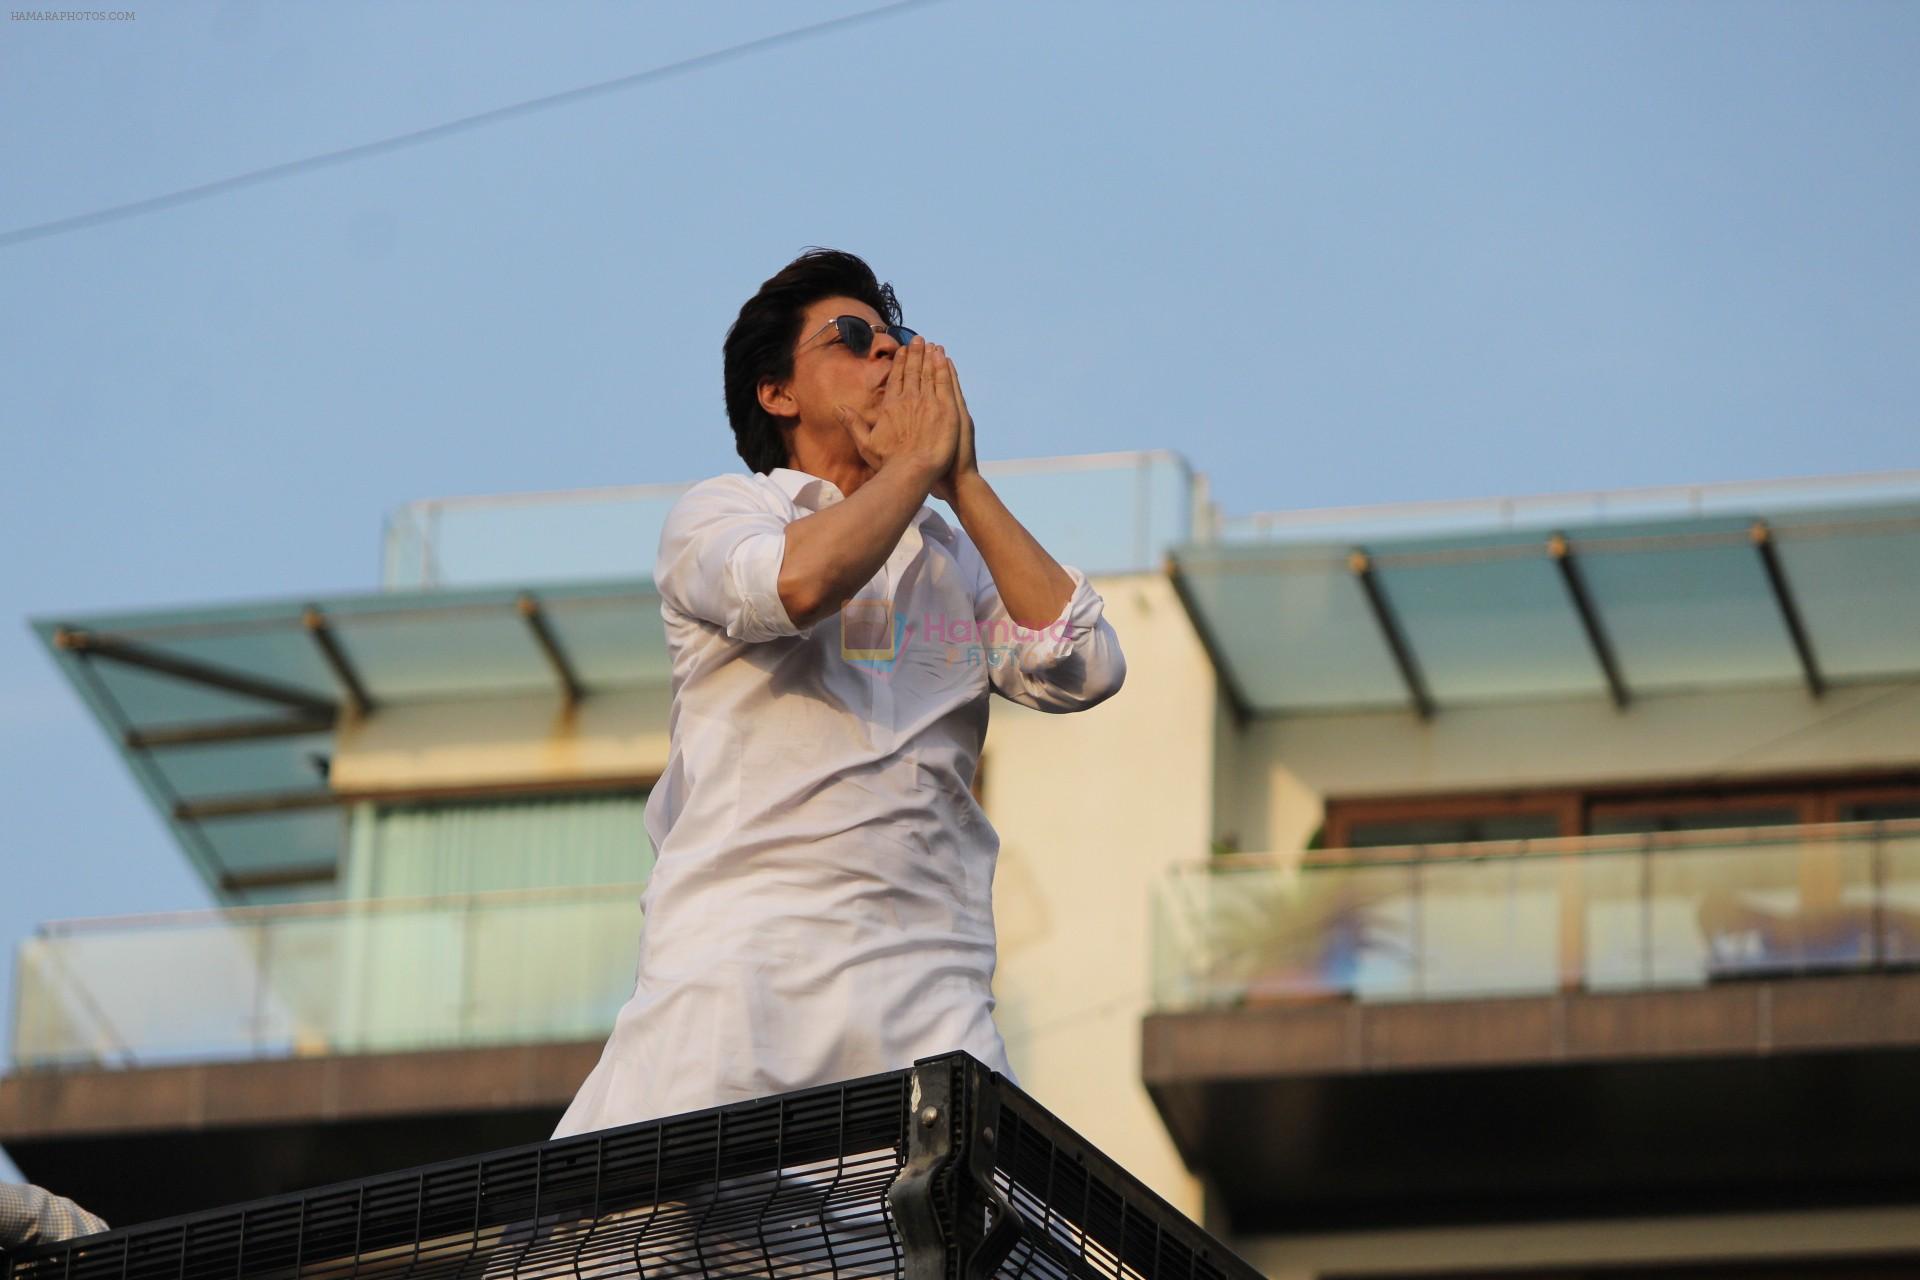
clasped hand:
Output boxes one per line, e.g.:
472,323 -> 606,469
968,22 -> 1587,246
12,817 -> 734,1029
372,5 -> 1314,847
833,336 -> 977,504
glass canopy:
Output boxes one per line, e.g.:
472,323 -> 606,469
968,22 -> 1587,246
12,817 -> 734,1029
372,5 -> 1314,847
30,577 -> 666,899
1168,494 -> 1920,718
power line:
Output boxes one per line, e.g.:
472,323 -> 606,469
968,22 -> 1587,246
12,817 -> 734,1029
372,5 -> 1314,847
0,0 -> 946,250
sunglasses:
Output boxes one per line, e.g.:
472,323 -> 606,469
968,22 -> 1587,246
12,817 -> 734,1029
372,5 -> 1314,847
801,314 -> 919,358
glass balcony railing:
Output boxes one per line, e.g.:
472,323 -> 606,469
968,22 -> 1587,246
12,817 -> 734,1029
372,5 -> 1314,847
1150,820 -> 1920,1011
10,884 -> 646,1069
1213,469 -> 1920,545
380,451 -> 1200,589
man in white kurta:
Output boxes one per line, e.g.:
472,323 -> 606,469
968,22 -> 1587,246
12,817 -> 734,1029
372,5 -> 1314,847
552,264 -> 1125,1138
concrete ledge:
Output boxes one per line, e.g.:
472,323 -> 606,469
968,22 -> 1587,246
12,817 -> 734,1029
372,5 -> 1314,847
1143,970 -> 1920,1083
1141,972 -> 1920,1231
0,1038 -> 603,1139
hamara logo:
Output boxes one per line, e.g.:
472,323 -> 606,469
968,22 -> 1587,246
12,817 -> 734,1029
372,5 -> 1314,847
842,599 -> 1057,681
841,599 -> 914,677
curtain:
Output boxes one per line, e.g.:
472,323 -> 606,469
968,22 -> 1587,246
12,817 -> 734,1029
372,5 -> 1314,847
332,792 -> 651,1054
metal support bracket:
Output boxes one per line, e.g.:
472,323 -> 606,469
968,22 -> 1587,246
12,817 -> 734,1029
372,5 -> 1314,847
889,1061 -> 958,1280
962,1066 -> 1025,1280
1349,550 -> 1435,720
890,1057 -> 1029,1280
1750,520 -> 1826,698
1548,532 -> 1631,710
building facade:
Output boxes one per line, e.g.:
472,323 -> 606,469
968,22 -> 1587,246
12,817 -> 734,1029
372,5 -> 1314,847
5,453 -> 1917,1277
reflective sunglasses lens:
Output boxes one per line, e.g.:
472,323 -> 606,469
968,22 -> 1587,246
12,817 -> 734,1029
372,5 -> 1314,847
834,316 -> 876,356
888,325 -> 918,347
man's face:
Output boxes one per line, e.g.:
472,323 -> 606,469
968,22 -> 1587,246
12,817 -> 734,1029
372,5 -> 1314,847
760,294 -> 904,444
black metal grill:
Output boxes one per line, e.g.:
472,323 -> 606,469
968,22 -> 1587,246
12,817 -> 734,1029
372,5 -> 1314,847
3,1054 -> 1258,1280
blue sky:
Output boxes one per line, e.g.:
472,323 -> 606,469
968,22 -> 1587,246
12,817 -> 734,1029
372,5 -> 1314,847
3,0 -> 1917,1187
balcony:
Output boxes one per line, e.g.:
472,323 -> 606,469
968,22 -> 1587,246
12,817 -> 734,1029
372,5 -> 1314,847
1143,821 -> 1920,1232
381,450 -> 1201,588
1,886 -> 645,1223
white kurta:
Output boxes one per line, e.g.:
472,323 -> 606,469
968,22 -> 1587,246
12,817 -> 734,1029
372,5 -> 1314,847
551,466 -> 1126,1136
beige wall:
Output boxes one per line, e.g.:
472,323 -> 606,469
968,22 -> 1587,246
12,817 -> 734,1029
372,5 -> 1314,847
983,571 -> 1215,1220
329,685 -> 673,791
1218,676 -> 1920,854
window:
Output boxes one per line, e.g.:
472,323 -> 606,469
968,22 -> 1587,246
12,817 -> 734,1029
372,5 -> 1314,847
346,790 -> 653,899
1322,773 -> 1920,850
335,789 -> 652,1054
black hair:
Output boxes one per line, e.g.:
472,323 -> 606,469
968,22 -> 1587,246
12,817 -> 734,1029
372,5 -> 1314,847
722,248 -> 902,474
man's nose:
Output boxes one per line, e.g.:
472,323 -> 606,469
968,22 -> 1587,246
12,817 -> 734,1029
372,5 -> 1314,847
870,329 -> 904,358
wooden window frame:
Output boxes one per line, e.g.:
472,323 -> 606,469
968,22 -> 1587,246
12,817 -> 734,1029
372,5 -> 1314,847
1586,791 -> 1821,831
1321,769 -> 1920,852
1321,790 -> 1582,851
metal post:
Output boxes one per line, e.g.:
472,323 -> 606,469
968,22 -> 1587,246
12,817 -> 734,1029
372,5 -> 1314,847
1349,551 -> 1435,721
889,1057 -> 1024,1280
1547,532 -> 1630,710
1641,836 -> 1655,987
1750,521 -> 1826,698
889,1061 -> 957,1280
1411,853 -> 1426,999
423,503 -> 439,587
251,922 -> 271,1057
963,1067 -> 1022,1280
1870,822 -> 1887,971
459,895 -> 478,1042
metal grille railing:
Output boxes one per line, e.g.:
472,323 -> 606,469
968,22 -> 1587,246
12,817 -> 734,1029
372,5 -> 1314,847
1,1054 -> 1259,1280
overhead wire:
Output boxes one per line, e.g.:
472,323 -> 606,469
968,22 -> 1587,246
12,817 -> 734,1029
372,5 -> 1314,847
0,0 -> 947,250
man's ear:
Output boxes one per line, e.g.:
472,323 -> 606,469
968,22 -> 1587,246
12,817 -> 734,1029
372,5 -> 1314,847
757,376 -> 798,421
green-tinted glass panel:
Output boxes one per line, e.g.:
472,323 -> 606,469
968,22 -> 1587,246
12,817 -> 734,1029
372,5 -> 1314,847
97,627 -> 337,705
1149,822 -> 1920,1012
385,453 -> 1190,589
1774,516 -> 1920,680
198,809 -> 346,881
540,595 -> 673,686
1575,529 -> 1798,691
1648,837 -> 1874,980
13,887 -> 646,1066
1174,547 -> 1406,710
1372,550 -> 1602,704
1171,496 -> 1920,715
979,455 -> 1192,576
425,493 -> 681,588
145,729 -> 335,799
348,792 -> 654,898
327,609 -> 552,700
87,661 -> 292,727
1885,833 -> 1920,967
1416,854 -> 1565,998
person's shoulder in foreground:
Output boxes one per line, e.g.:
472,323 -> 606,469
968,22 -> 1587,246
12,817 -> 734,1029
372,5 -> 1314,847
0,1181 -> 110,1249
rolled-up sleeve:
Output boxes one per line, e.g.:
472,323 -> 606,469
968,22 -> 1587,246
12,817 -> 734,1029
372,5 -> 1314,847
655,476 -> 813,643
962,540 -> 1126,713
